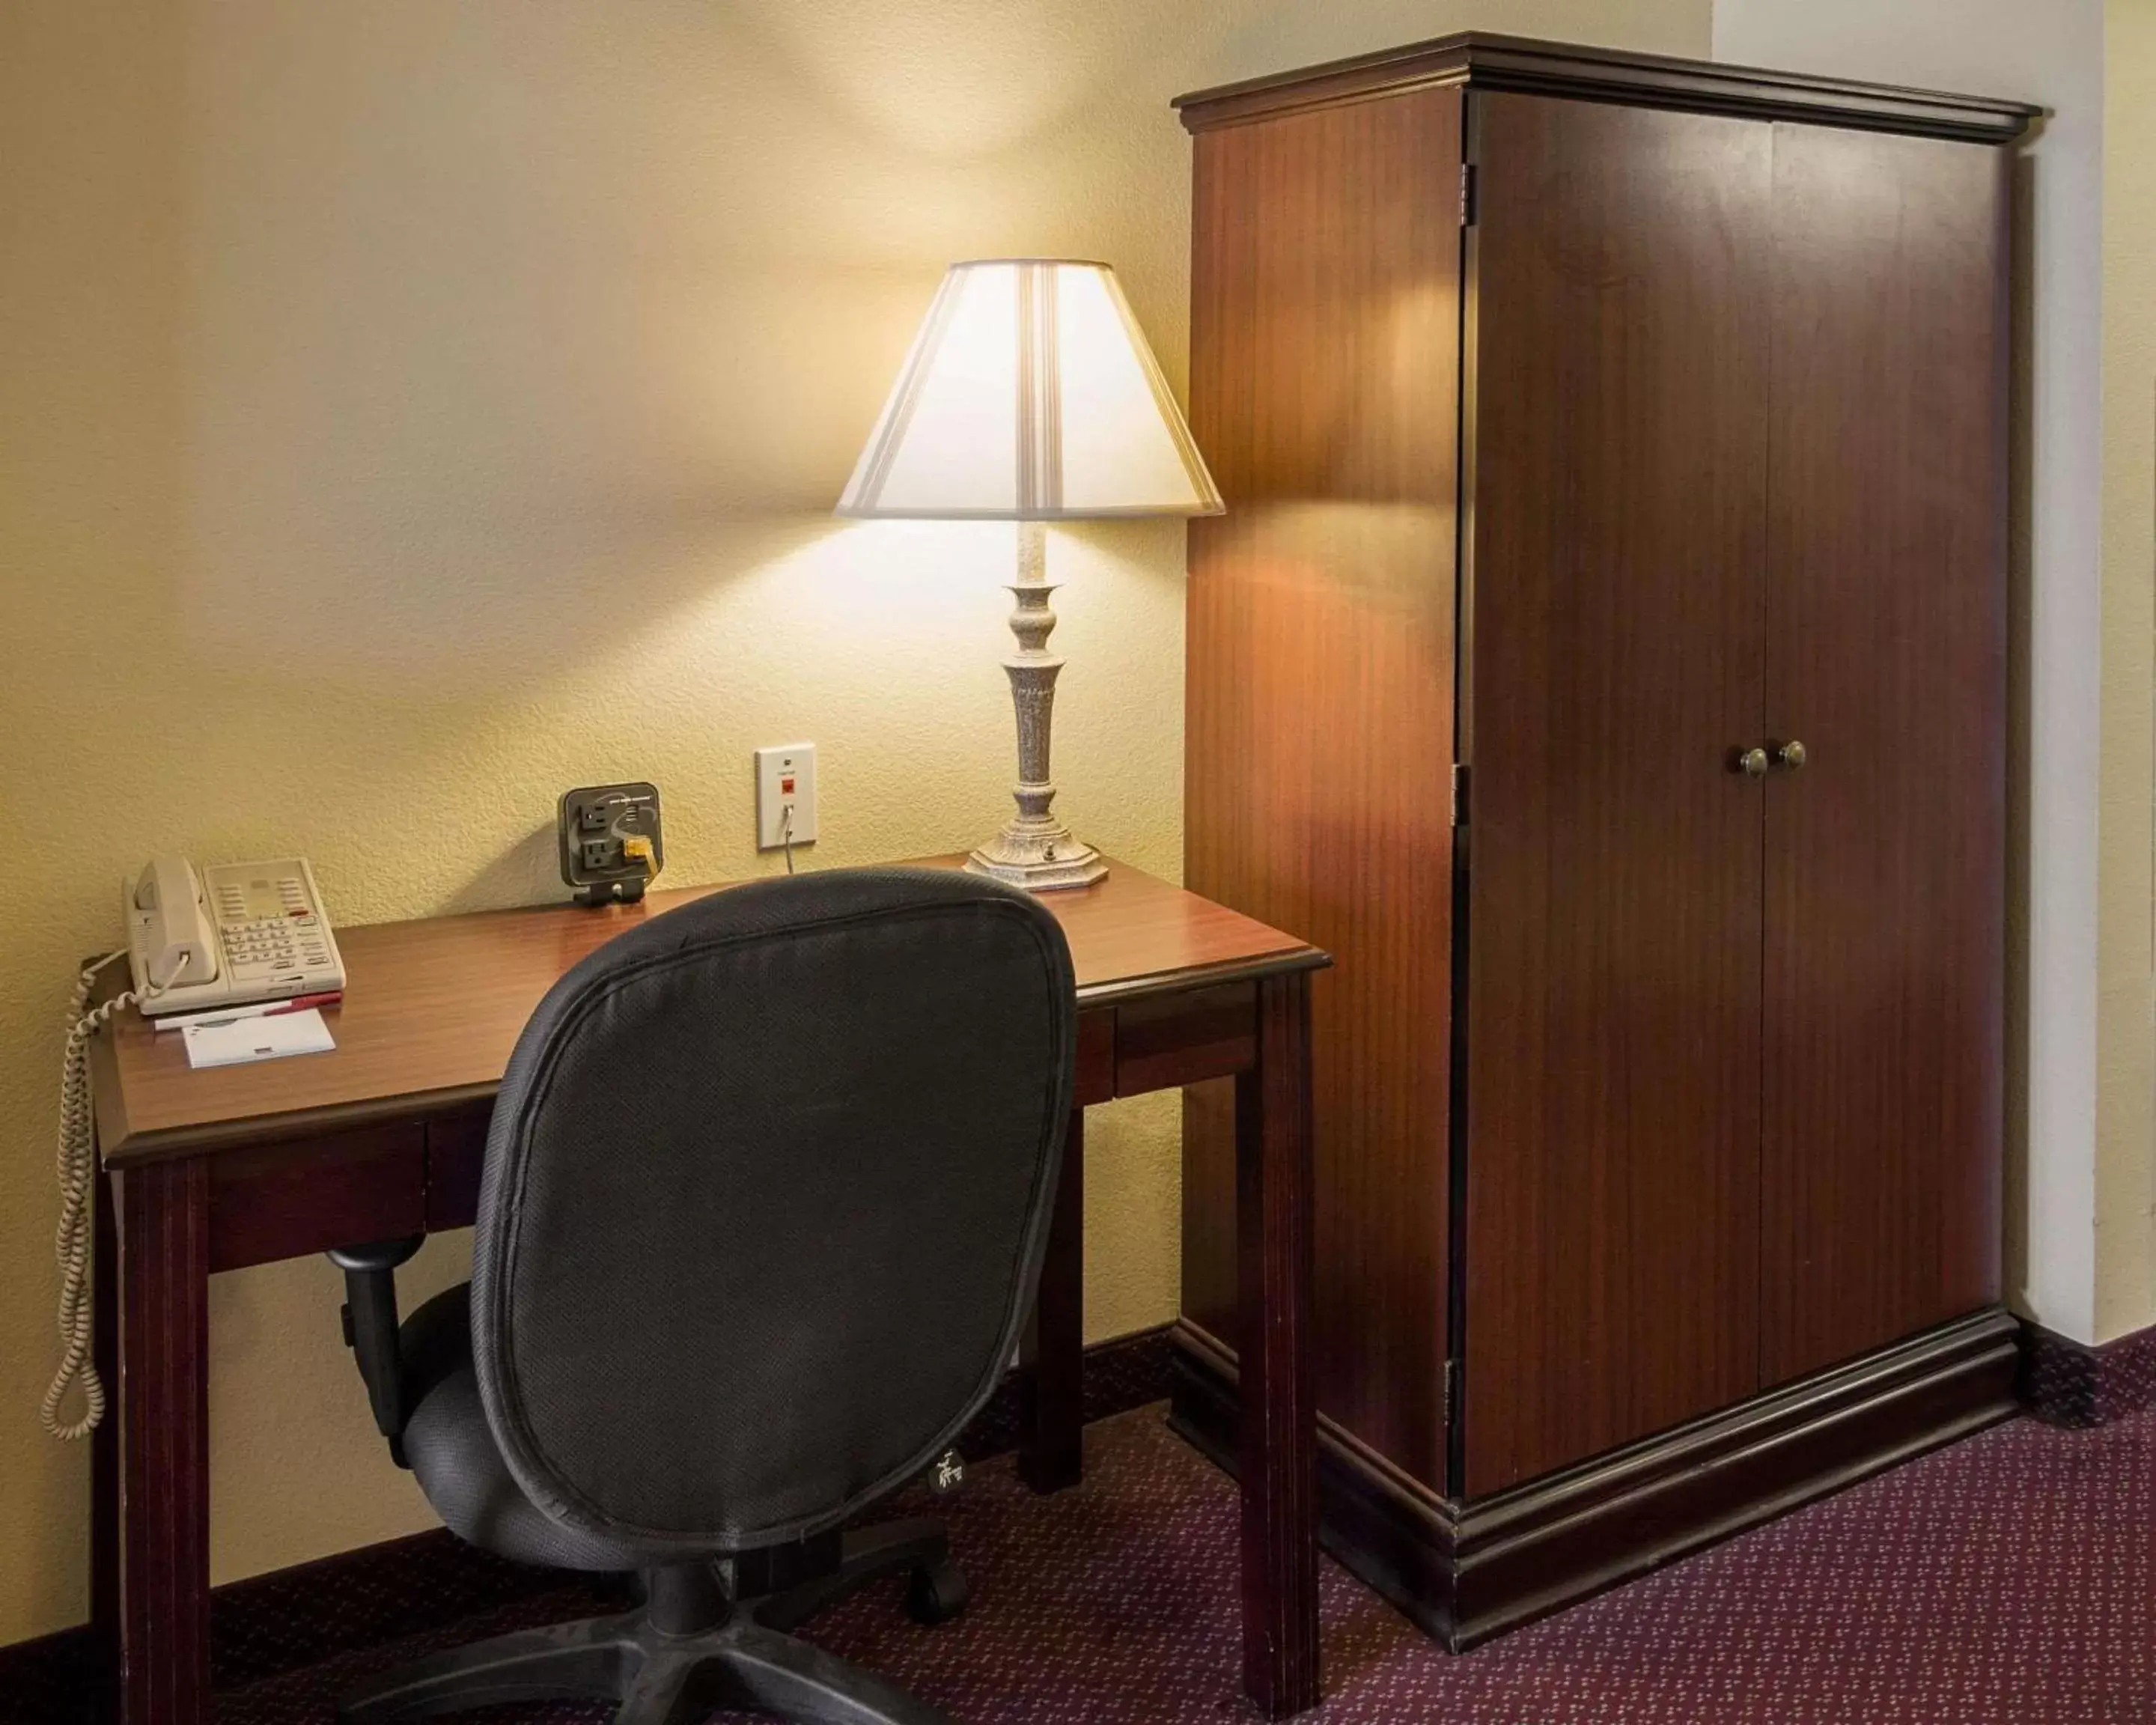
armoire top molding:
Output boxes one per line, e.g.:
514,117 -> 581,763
1172,32 -> 2043,144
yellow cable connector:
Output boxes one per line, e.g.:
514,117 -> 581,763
621,833 -> 656,876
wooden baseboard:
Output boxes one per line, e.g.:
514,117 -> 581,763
1169,1307 -> 2020,1651
0,1324 -> 1175,1716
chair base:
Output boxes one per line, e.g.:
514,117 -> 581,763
339,1519 -> 963,1725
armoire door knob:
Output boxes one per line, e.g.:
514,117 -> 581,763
1735,746 -> 1769,778
1772,740 -> 1807,771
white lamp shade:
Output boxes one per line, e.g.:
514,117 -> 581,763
838,259 -> 1223,520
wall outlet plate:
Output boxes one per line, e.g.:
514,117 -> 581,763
558,782 -> 663,905
755,743 -> 817,851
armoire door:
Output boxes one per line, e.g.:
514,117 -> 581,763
1760,125 -> 2009,1387
1461,91 -> 1773,1495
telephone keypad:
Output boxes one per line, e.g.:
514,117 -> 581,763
223,912 -> 329,979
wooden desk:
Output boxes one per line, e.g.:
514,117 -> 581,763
88,857 -> 1329,1721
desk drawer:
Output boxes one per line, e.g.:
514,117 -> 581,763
1114,982 -> 1257,1095
425,1105 -> 492,1232
207,1125 -> 426,1273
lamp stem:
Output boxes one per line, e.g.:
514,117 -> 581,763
965,521 -> 1106,891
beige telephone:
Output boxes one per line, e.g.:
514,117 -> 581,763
42,857 -> 349,1442
125,855 -> 345,1016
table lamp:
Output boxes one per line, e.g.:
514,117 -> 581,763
838,259 -> 1222,890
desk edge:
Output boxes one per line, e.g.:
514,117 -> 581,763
97,946 -> 1331,1167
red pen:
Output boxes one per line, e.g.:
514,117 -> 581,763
154,991 -> 345,1032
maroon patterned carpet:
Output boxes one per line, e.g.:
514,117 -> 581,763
225,1403 -> 2152,1724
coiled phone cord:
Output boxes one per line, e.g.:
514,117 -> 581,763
41,950 -> 167,1440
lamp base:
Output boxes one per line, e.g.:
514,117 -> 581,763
971,521 -> 1107,894
966,823 -> 1107,892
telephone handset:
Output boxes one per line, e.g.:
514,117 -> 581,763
126,856 -> 345,1015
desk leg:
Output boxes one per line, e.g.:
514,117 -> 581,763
115,1159 -> 212,1725
1018,1106 -> 1085,1493
1236,971 -> 1320,1717
91,1167 -> 121,1724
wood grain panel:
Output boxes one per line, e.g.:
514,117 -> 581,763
1760,126 -> 2009,1385
1115,982 -> 1255,1096
424,1105 -> 490,1233
1236,970 -> 1321,1715
94,857 -> 1320,1164
1182,83 -> 1466,1497
1074,1008 -> 1117,1107
91,1165 -> 121,1720
116,1157 -> 211,1725
1020,1108 -> 1087,1493
207,1125 -> 424,1271
1461,91 -> 1772,1494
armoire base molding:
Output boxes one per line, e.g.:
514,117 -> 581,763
1168,1307 -> 2020,1651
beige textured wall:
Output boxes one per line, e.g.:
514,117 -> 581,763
0,0 -> 1710,1644
2099,0 -> 2156,1344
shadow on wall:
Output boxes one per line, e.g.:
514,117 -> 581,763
448,824 -> 561,916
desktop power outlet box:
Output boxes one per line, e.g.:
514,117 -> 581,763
558,782 -> 663,906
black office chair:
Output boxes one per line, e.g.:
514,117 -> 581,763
326,867 -> 1077,1725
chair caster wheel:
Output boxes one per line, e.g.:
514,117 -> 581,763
904,1560 -> 969,1625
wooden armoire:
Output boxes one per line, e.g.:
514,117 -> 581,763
1171,36 -> 2038,1649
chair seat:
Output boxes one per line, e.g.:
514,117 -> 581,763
399,1286 -> 651,1573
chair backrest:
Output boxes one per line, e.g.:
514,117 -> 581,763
469,867 -> 1076,1556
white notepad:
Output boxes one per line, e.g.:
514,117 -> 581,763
182,1008 -> 337,1070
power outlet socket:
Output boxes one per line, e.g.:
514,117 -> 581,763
557,781 -> 663,905
755,743 -> 817,851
